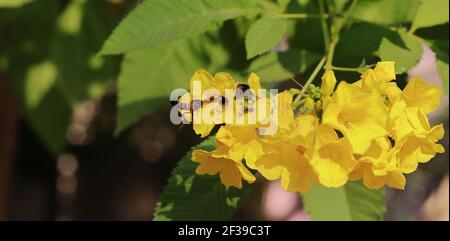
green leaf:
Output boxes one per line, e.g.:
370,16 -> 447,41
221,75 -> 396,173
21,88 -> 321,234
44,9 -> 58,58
100,0 -> 257,55
246,53 -> 292,85
0,0 -> 70,154
0,0 -> 33,8
377,30 -> 423,74
278,48 -> 321,74
303,181 -> 386,221
336,23 -> 395,57
153,138 -> 250,221
245,17 -> 287,59
23,61 -> 57,109
352,0 -> 420,26
26,87 -> 71,154
411,0 -> 449,33
116,37 -> 209,134
51,0 -> 120,104
246,49 -> 320,86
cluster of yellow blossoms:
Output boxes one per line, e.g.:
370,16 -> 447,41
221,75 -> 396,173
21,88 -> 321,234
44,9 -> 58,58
186,61 -> 445,192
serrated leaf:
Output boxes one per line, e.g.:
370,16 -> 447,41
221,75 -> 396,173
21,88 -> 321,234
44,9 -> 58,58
100,0 -> 257,55
377,30 -> 423,74
153,138 -> 250,221
245,17 -> 287,59
303,181 -> 386,221
116,37 -> 209,134
411,0 -> 449,33
352,0 -> 420,26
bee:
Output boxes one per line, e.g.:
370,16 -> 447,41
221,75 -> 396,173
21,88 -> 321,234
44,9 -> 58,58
171,83 -> 255,128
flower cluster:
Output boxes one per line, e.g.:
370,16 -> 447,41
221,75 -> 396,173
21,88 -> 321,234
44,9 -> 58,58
184,61 -> 445,191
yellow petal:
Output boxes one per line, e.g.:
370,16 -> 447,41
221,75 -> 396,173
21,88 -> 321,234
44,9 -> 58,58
192,147 -> 255,189
189,69 -> 216,95
310,125 -> 355,187
385,170 -> 406,190
397,134 -> 445,174
322,82 -> 388,154
321,70 -> 336,96
374,61 -> 396,82
402,76 -> 442,113
360,69 -> 379,90
214,72 -> 237,93
275,91 -> 294,130
247,73 -> 261,91
382,82 -> 402,104
193,122 -> 215,138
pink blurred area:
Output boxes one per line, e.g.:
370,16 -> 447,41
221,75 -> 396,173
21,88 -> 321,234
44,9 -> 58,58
261,181 -> 310,221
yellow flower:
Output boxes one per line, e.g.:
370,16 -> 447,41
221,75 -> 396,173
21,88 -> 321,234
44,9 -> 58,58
250,113 -> 356,191
309,124 -> 356,188
360,61 -> 396,88
373,61 -> 396,83
192,143 -> 255,189
322,81 -> 388,154
189,69 -> 235,96
350,164 -> 406,190
184,63 -> 446,192
350,137 -> 406,189
388,102 -> 445,174
216,125 -> 263,164
396,131 -> 445,174
186,70 -> 269,138
251,114 -> 319,192
357,61 -> 402,105
183,69 -> 237,137
215,91 -> 295,166
401,76 -> 442,114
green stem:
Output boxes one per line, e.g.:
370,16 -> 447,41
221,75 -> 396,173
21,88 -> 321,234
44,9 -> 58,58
331,66 -> 362,72
293,56 -> 327,107
318,0 -> 330,51
325,41 -> 336,71
266,12 -> 329,19
325,0 -> 358,71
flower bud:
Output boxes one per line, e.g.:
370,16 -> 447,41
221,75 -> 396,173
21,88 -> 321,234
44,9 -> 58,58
304,97 -> 315,111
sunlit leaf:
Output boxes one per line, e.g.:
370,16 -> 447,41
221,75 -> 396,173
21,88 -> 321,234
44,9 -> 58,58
116,37 -> 209,134
352,0 -> 420,26
377,30 -> 423,74
245,17 -> 287,59
153,138 -> 250,221
411,0 -> 449,33
303,181 -> 386,221
0,0 -> 33,8
100,0 -> 258,55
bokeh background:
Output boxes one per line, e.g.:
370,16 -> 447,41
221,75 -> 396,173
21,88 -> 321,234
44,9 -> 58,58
0,0 -> 448,220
